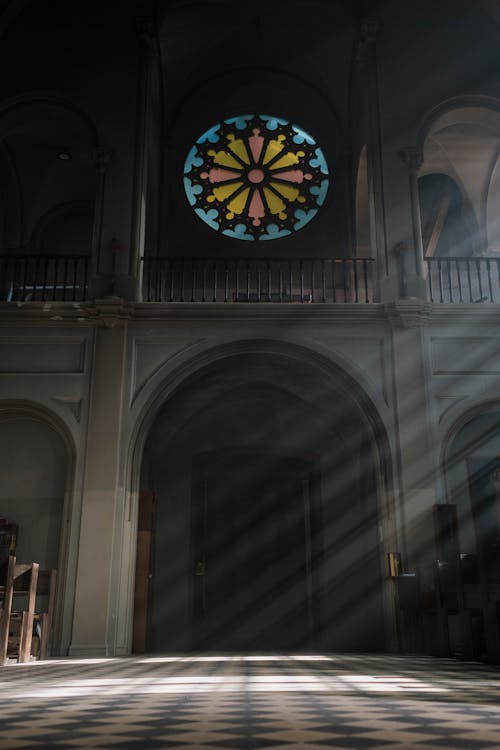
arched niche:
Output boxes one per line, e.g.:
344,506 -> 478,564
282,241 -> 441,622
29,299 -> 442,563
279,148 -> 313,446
158,0 -> 354,259
444,405 -> 500,553
164,68 -> 342,259
0,404 -> 73,570
419,103 -> 500,255
0,96 -> 98,251
418,173 -> 477,258
133,344 -> 394,653
0,401 -> 75,654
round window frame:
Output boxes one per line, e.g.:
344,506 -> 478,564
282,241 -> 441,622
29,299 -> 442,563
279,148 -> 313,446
183,114 -> 330,241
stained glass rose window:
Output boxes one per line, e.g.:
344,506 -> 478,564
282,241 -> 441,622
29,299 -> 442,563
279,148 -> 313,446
183,114 -> 329,240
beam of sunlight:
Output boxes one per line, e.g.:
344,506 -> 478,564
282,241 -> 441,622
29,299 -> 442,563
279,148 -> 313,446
2,667 -> 453,699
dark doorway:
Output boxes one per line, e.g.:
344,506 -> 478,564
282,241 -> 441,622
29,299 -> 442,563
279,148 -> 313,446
191,450 -> 319,651
141,351 -> 386,652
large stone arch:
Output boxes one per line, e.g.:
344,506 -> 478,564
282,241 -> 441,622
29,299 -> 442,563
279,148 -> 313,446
0,93 -> 98,145
118,339 -> 397,654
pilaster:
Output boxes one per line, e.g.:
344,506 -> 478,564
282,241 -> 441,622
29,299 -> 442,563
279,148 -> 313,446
128,17 -> 157,302
359,18 -> 393,302
387,302 -> 439,568
69,317 -> 127,656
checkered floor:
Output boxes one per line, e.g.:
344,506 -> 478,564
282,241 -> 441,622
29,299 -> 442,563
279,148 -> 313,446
1,654 -> 500,749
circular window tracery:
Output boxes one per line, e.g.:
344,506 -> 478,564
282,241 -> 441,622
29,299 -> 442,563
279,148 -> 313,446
183,114 -> 329,240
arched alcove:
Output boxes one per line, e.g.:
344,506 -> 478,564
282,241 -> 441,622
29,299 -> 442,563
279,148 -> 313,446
418,173 -> 476,258
134,345 -> 393,653
0,401 -> 76,654
0,96 -> 98,252
0,406 -> 71,571
158,0 -> 356,259
444,405 -> 500,553
419,103 -> 500,255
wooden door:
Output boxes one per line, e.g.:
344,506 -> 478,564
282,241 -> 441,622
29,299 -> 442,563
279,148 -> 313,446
133,490 -> 155,653
192,454 -> 315,650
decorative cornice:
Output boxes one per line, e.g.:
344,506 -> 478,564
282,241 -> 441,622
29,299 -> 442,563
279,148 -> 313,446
385,299 -> 433,328
88,298 -> 132,328
1,300 -> 500,328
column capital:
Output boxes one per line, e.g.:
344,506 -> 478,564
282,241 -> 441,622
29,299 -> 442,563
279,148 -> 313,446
400,147 -> 424,174
92,146 -> 113,175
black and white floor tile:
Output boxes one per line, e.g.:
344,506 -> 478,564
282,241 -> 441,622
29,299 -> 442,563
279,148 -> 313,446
1,654 -> 500,749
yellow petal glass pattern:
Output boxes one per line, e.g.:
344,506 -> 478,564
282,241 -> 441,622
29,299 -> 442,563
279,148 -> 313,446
208,149 -> 244,170
269,181 -> 301,203
226,187 -> 250,218
207,182 -> 244,203
227,135 -> 250,165
269,150 -> 305,171
262,135 -> 286,165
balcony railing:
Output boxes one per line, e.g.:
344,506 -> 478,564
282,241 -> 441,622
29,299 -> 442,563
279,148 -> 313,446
0,255 -> 89,302
141,257 -> 375,304
425,256 -> 500,303
1,253 -> 498,306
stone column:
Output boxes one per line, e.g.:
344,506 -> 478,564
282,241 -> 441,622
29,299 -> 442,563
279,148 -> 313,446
400,147 -> 427,297
128,17 -> 156,301
358,18 -> 392,302
387,305 -> 439,569
69,309 -> 127,656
